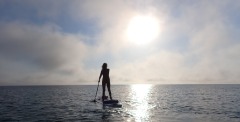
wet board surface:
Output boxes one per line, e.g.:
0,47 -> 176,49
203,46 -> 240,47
103,99 -> 119,104
102,99 -> 122,108
103,103 -> 122,108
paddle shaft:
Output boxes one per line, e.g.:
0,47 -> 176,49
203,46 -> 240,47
94,82 -> 100,101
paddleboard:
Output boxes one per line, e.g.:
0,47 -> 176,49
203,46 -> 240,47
103,99 -> 119,104
103,99 -> 122,107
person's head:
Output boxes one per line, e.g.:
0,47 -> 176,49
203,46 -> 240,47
102,63 -> 107,69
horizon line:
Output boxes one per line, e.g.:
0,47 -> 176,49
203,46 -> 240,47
1,83 -> 240,87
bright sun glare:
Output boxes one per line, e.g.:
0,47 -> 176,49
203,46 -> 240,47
126,15 -> 160,45
131,84 -> 152,121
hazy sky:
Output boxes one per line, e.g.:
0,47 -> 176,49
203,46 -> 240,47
0,0 -> 240,85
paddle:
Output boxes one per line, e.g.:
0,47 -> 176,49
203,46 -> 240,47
91,81 -> 100,102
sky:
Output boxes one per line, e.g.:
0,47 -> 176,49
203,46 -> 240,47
0,0 -> 240,85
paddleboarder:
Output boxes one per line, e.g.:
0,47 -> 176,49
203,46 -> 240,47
98,63 -> 112,100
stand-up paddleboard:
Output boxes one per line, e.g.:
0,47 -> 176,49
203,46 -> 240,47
102,98 -> 122,107
96,96 -> 122,107
103,99 -> 119,104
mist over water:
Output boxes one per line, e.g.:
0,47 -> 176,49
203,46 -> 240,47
0,85 -> 240,122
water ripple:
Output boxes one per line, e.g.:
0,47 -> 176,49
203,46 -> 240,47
0,85 -> 240,122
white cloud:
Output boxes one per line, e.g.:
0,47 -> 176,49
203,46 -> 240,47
0,21 -> 95,85
91,0 -> 240,84
0,0 -> 240,85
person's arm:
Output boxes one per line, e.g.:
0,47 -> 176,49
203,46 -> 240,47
98,70 -> 103,82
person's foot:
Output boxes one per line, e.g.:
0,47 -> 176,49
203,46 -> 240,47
102,96 -> 108,101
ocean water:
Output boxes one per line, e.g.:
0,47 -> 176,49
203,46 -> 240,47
0,85 -> 240,122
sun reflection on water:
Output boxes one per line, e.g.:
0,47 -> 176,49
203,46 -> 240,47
130,84 -> 152,122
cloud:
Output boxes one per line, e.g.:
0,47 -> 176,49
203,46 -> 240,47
101,0 -> 240,84
0,21 -> 93,85
0,0 -> 240,85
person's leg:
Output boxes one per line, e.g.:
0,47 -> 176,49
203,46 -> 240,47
102,82 -> 106,100
107,81 -> 112,100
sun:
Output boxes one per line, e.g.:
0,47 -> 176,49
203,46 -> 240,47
126,15 -> 160,45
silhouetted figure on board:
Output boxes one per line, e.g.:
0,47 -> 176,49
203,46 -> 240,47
98,63 -> 112,100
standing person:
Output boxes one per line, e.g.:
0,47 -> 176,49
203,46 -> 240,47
98,63 -> 112,100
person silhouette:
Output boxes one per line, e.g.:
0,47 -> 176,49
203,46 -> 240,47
98,63 -> 112,100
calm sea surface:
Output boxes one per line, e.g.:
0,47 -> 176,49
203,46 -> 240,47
0,85 -> 240,122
